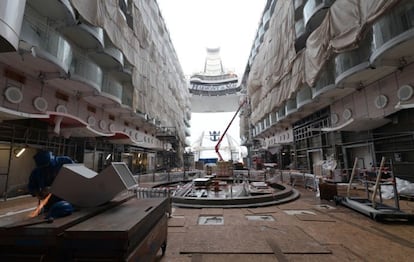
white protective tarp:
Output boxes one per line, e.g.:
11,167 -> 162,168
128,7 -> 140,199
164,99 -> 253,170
69,0 -> 190,142
305,0 -> 400,87
381,177 -> 414,199
248,0 -> 401,125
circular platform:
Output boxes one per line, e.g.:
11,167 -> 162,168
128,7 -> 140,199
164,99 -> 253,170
158,180 -> 300,208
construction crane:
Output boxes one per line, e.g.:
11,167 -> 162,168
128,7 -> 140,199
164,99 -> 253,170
214,99 -> 247,161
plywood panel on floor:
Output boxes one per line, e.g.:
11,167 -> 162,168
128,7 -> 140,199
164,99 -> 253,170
194,254 -> 280,262
181,225 -> 272,254
277,201 -> 313,210
247,206 -> 279,214
181,225 -> 331,254
286,244 -> 364,262
295,213 -> 336,222
200,208 -> 223,215
265,225 -> 331,254
168,217 -> 185,227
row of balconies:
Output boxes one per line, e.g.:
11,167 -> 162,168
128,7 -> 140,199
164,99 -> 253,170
294,0 -> 335,51
0,0 -> 191,148
253,0 -> 414,138
248,0 -> 277,67
248,0 -> 334,68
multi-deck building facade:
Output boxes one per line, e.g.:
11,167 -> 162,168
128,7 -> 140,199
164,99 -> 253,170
241,0 -> 414,181
189,48 -> 246,163
0,0 -> 191,197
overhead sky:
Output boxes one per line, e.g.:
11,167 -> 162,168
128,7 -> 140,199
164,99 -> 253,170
157,0 -> 267,152
157,0 -> 267,78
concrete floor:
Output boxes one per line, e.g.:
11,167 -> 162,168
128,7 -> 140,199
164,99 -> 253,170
156,187 -> 414,262
1,186 -> 414,261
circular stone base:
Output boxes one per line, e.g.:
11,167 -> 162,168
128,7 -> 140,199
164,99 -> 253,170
170,182 -> 300,208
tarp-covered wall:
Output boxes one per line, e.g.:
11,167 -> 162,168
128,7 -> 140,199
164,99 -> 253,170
70,0 -> 191,143
247,0 -> 400,125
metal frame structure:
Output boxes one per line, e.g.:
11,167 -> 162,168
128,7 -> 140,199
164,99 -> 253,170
335,157 -> 414,222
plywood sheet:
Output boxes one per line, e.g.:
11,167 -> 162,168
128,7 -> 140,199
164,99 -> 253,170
172,208 -> 200,217
295,214 -> 336,222
265,225 -> 332,254
247,206 -> 279,214
168,217 -> 185,227
277,201 -> 313,210
200,208 -> 223,215
181,225 -> 331,254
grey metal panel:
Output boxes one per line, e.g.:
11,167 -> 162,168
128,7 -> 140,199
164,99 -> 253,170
51,162 -> 137,207
0,0 -> 26,52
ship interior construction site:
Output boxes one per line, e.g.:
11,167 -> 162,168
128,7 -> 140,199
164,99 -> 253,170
1,0 -> 414,261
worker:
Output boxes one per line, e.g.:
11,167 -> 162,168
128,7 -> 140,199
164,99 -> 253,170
28,150 -> 74,213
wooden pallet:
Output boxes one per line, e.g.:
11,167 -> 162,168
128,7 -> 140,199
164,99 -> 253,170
399,194 -> 414,201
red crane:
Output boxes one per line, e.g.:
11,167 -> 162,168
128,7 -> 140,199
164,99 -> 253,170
214,99 -> 247,161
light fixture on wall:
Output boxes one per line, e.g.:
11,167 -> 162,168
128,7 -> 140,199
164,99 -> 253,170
106,153 -> 112,160
15,147 -> 26,158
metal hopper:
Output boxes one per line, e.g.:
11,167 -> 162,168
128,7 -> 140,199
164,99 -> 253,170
51,162 -> 137,207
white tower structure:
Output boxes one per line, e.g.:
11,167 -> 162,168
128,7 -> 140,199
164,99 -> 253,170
189,48 -> 247,163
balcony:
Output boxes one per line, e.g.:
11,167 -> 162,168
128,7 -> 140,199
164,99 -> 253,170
294,0 -> 306,20
336,31 -> 395,90
304,0 -> 335,32
84,74 -> 122,107
61,22 -> 104,49
260,119 -> 267,134
262,9 -> 271,30
89,35 -> 124,69
370,0 -> 414,68
3,16 -> 73,77
270,111 -> 277,125
122,83 -> 133,108
258,25 -> 265,43
285,98 -> 298,116
101,74 -> 123,104
107,81 -> 134,115
296,85 -> 313,109
312,58 -> 354,103
47,49 -> 102,96
112,60 -> 133,83
264,114 -> 271,130
277,105 -> 286,121
28,0 -> 76,25
311,59 -> 336,99
295,18 -> 309,52
0,0 -> 26,52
